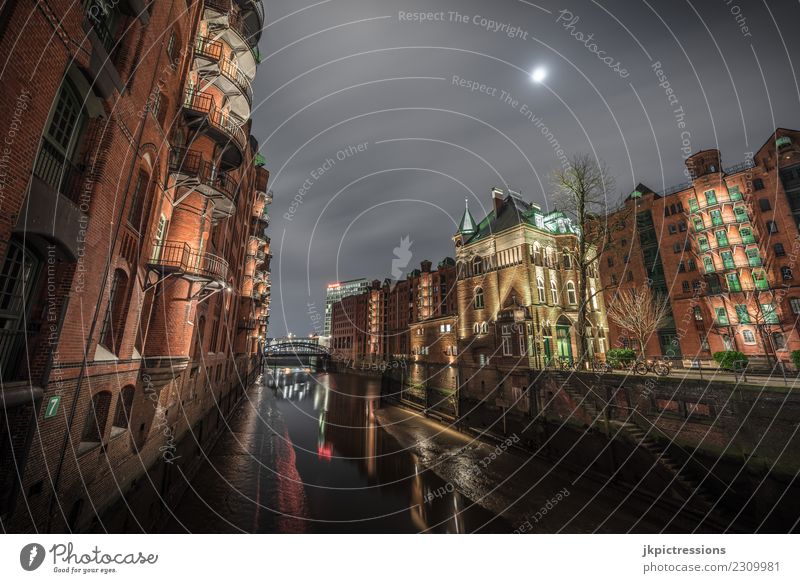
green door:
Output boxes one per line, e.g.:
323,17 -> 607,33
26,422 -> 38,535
543,337 -> 552,364
556,325 -> 573,362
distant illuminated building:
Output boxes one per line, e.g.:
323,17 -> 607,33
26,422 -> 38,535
324,278 -> 370,335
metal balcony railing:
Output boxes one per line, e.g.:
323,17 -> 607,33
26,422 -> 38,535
182,89 -> 247,153
194,35 -> 253,104
204,0 -> 260,48
148,240 -> 228,282
169,147 -> 237,202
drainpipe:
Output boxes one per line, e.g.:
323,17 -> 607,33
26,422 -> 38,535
46,0 -> 179,533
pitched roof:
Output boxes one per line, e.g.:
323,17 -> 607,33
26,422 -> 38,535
457,199 -> 477,235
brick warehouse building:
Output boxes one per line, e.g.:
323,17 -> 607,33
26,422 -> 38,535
330,258 -> 458,364
600,128 -> 800,367
0,0 -> 272,532
454,188 -> 608,371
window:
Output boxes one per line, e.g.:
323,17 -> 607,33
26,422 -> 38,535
566,281 -> 577,304
705,189 -> 717,205
740,227 -> 755,244
673,243 -> 681,253
693,217 -> 705,231
34,79 -> 87,198
82,391 -> 112,444
607,257 -> 614,267
472,256 -> 483,276
532,243 -> 542,265
693,306 -> 703,320
664,206 -> 671,217
723,335 -> 733,350
703,256 -> 715,273
113,386 -> 135,429
728,186 -> 743,201
710,210 -> 723,226
501,336 -> 512,356
481,321 -> 488,334
688,198 -> 699,212
668,224 -> 677,235
693,280 -> 702,292
742,329 -> 756,344
550,279 -> 559,304
536,277 -> 545,303
682,281 -> 690,293
166,31 -> 178,65
611,274 -> 617,285
721,251 -> 734,269
590,285 -> 598,309
677,201 -> 684,212
775,243 -> 786,256
735,304 -> 750,323
766,220 -> 778,233
127,170 -> 148,231
746,248 -> 762,267
688,259 -> 696,271
790,298 -> 800,314
715,307 -> 729,325
678,221 -> 687,232
753,269 -> 768,290
563,250 -> 572,269
753,178 -> 764,191
733,206 -> 748,223
772,332 -> 786,350
726,273 -> 741,292
698,236 -> 709,251
473,323 -> 480,335
623,254 -> 629,263
519,335 -> 526,356
761,303 -> 779,324
626,271 -> 633,282
678,262 -> 686,273
473,287 -> 484,309
758,198 -> 771,211
99,269 -> 130,354
782,266 -> 793,280
715,230 -> 728,247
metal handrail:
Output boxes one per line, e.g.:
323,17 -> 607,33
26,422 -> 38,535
169,147 -> 237,202
182,89 -> 247,153
149,240 -> 229,281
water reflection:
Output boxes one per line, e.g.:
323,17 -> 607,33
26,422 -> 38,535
168,368 -> 507,533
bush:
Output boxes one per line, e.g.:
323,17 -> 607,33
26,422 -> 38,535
606,348 -> 636,367
791,350 -> 800,370
713,350 -> 748,371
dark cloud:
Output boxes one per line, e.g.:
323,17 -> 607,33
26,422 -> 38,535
252,0 -> 800,335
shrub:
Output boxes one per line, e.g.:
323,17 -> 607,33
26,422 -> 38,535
713,350 -> 748,371
606,348 -> 636,367
791,350 -> 800,370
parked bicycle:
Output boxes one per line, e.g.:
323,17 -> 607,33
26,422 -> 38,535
633,358 -> 671,377
591,358 -> 613,374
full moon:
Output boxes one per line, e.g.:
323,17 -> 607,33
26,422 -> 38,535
531,67 -> 547,83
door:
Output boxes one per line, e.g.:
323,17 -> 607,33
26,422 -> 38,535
543,337 -> 552,364
556,325 -> 572,362
151,214 -> 168,262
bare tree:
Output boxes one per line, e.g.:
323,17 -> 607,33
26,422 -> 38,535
551,153 -> 616,366
606,287 -> 671,358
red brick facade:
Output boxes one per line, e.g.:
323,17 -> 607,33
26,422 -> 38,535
601,129 -> 800,368
0,0 -> 270,532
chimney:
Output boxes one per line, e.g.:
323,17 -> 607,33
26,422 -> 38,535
491,186 -> 505,213
420,260 -> 432,273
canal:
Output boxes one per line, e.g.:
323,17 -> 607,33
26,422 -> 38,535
162,370 -> 508,533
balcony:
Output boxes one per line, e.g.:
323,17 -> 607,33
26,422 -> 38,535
251,212 -> 269,235
147,241 -> 229,284
255,166 -> 270,194
182,89 -> 247,169
169,147 -> 238,217
140,356 -> 190,390
193,36 -> 252,118
204,0 -> 261,56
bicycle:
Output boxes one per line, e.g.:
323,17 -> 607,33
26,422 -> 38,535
633,358 -> 671,377
591,358 -> 613,374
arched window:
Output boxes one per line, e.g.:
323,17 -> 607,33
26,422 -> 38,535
113,386 -> 135,429
536,277 -> 545,303
546,247 -> 555,267
590,285 -> 598,309
82,391 -> 112,443
532,242 -> 542,266
127,170 -> 149,232
474,287 -> 484,309
473,323 -> 481,335
480,321 -> 489,334
472,256 -> 483,276
99,269 -> 130,355
563,250 -> 572,269
566,281 -> 577,304
550,278 -> 559,304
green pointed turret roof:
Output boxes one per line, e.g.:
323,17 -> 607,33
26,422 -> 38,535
457,199 -> 477,235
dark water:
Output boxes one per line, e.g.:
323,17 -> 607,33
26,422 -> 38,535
164,370 -> 508,533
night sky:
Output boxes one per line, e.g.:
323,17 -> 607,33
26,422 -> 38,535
250,0 -> 800,336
